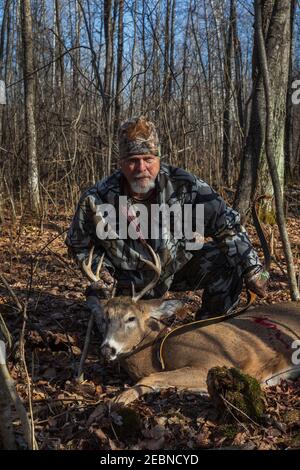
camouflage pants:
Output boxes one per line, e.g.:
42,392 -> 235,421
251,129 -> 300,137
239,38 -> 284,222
169,241 -> 244,317
89,241 -> 244,318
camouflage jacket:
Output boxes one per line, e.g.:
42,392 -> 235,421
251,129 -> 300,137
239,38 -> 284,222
65,164 -> 262,295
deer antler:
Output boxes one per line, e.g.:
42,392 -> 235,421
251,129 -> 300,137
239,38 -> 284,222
82,243 -> 161,301
82,246 -> 105,283
131,243 -> 161,302
78,246 -> 108,383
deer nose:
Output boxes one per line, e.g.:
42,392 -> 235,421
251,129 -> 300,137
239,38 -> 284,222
101,344 -> 117,360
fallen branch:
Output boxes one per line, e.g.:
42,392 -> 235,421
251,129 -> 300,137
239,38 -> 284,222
0,361 -> 37,449
77,314 -> 94,383
0,313 -> 12,350
0,272 -> 24,313
0,364 -> 16,449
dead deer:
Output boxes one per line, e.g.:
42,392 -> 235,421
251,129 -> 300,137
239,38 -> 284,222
82,244 -> 300,406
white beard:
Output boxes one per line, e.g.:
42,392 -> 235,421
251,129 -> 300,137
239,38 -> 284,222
129,178 -> 155,194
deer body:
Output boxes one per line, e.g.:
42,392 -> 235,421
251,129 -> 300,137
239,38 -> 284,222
88,295 -> 300,405
82,244 -> 300,404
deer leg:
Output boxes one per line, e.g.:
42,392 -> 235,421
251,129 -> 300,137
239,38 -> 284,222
113,367 -> 207,406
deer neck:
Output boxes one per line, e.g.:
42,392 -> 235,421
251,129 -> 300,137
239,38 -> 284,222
119,318 -> 169,380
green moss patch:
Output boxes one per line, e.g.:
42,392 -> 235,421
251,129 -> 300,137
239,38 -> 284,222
207,366 -> 265,423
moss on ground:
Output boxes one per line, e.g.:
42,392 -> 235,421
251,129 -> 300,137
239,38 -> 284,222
207,366 -> 265,423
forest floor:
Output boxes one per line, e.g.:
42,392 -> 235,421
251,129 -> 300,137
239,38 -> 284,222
0,204 -> 300,450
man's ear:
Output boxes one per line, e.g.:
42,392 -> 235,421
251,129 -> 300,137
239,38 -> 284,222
146,299 -> 183,320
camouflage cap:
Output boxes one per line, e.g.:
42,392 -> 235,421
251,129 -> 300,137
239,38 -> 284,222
118,116 -> 160,160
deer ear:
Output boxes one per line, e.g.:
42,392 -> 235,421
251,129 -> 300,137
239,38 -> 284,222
148,300 -> 183,320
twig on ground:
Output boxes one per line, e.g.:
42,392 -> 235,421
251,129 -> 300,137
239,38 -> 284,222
221,394 -> 261,428
19,303 -> 38,449
77,314 -> 94,383
0,272 -> 24,313
0,361 -> 37,449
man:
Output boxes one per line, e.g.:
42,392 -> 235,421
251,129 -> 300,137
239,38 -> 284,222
66,116 -> 268,318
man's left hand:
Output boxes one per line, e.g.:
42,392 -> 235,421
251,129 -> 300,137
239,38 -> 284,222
244,266 -> 270,298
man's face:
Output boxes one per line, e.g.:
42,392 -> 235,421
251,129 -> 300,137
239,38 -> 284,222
120,154 -> 160,194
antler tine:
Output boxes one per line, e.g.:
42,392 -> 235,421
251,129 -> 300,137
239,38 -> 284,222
111,281 -> 117,298
82,246 -> 105,283
131,282 -> 135,299
132,243 -> 161,303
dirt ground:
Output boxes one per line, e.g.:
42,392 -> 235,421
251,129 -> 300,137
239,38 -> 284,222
0,207 -> 300,450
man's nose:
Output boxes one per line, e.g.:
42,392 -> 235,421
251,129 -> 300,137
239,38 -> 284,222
136,159 -> 146,172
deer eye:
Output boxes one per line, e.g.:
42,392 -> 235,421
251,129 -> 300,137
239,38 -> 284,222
126,316 -> 136,323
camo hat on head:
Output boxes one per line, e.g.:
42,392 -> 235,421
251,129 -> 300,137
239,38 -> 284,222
118,116 -> 160,160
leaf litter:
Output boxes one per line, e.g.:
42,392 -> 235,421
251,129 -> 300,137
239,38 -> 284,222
0,210 -> 300,450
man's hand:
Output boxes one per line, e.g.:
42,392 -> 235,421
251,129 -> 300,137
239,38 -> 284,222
85,281 -> 112,299
83,266 -> 115,299
244,266 -> 270,298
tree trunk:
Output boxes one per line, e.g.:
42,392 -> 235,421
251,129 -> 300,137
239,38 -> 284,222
114,0 -> 124,136
104,0 -> 114,174
0,0 -> 10,78
141,0 -> 147,107
284,0 -> 296,182
129,0 -> 137,116
234,0 -> 291,220
73,0 -> 82,98
255,0 -> 299,300
104,0 -> 113,107
169,0 -> 176,99
21,0 -> 41,214
222,0 -> 236,187
54,0 -> 65,94
163,0 -> 171,103
259,0 -> 292,200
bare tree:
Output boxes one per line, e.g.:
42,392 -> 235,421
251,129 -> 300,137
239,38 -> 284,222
0,0 -> 298,226
285,0 -> 297,181
222,0 -> 237,187
255,0 -> 299,300
235,0 -> 293,220
73,0 -> 82,96
114,0 -> 124,135
21,0 -> 41,214
54,0 -> 65,96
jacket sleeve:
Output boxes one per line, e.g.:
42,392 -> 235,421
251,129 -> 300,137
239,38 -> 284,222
65,187 -> 110,271
193,178 -> 262,273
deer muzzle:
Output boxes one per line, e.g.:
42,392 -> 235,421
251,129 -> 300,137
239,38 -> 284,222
100,342 -> 118,361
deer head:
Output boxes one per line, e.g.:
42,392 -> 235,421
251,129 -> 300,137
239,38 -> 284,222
87,295 -> 182,361
82,243 -> 182,361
